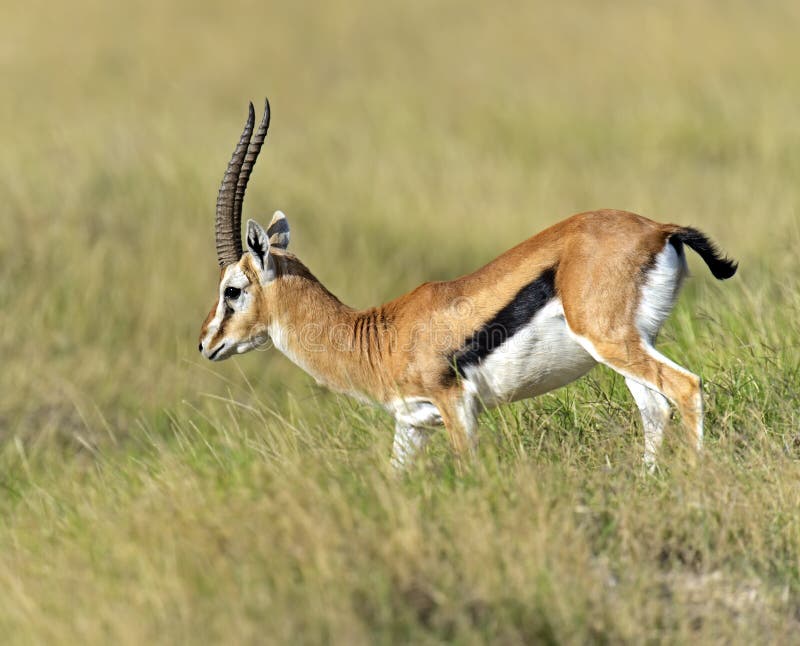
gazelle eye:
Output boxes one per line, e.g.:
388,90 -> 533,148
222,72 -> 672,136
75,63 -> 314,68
224,286 -> 241,300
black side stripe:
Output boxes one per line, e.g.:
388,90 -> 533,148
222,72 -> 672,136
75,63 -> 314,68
446,267 -> 558,381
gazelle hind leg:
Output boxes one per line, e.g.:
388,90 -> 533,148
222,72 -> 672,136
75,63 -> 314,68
646,345 -> 704,454
625,378 -> 671,468
575,336 -> 704,457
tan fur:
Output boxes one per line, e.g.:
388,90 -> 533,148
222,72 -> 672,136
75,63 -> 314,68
200,209 -> 729,464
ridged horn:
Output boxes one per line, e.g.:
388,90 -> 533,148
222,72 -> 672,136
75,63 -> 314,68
215,102 -> 255,267
232,99 -> 271,252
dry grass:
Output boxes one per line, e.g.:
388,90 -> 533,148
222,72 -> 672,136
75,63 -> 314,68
1,0 -> 799,642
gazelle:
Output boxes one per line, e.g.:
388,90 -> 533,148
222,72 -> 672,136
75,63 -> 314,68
199,100 -> 738,469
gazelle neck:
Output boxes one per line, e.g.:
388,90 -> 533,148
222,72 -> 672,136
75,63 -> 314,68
267,254 -> 390,401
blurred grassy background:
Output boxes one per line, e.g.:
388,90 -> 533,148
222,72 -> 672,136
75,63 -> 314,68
1,0 -> 799,642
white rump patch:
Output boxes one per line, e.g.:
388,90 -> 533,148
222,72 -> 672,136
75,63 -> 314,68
636,242 -> 687,342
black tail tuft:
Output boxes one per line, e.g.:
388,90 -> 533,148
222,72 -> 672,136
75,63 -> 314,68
671,227 -> 738,280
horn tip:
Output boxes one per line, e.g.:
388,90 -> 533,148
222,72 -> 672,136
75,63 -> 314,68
262,98 -> 271,128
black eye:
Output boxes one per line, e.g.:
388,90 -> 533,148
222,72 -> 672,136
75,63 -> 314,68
224,286 -> 241,300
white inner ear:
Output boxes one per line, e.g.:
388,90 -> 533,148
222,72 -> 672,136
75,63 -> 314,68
246,218 -> 279,282
267,210 -> 290,249
269,210 -> 286,227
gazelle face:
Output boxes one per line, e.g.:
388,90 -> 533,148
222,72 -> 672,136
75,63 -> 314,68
199,257 -> 268,361
199,214 -> 290,361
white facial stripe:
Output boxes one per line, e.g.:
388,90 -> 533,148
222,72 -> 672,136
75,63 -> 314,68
206,269 -> 233,334
201,264 -> 254,359
224,265 -> 250,290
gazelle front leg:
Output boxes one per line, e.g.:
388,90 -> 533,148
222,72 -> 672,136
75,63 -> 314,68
390,422 -> 431,469
436,393 -> 479,462
389,392 -> 479,470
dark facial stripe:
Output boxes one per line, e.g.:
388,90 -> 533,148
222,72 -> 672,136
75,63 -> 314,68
208,343 -> 226,360
445,267 -> 557,382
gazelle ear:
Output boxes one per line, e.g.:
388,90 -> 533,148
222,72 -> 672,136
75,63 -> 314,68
266,210 -> 290,249
246,219 -> 274,281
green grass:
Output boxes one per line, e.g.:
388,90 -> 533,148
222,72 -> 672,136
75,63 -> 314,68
2,0 -> 800,642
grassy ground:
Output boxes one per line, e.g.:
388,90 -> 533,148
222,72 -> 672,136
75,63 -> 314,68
1,0 -> 800,642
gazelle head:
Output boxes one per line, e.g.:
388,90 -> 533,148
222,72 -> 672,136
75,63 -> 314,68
198,100 -> 292,361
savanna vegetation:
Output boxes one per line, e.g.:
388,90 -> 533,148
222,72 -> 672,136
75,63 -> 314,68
1,1 -> 799,642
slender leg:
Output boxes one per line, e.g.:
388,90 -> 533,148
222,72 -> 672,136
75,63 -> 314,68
436,393 -> 479,460
625,377 -> 672,469
390,422 -> 431,470
573,335 -> 704,456
646,346 -> 704,454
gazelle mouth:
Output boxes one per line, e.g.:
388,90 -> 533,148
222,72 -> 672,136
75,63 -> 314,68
208,343 -> 226,361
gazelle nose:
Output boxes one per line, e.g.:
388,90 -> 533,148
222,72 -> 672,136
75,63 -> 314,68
198,342 -> 204,352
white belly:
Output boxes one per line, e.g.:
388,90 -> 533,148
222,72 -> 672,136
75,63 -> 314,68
463,299 -> 596,405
